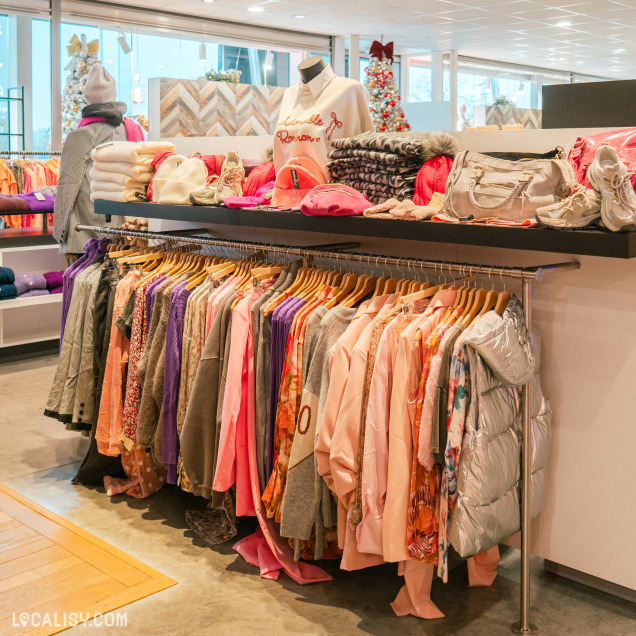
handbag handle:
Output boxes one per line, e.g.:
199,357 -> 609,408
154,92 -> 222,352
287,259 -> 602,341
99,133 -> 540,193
468,167 -> 534,211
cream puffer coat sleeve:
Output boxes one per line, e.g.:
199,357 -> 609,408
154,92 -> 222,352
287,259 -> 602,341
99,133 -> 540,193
448,296 -> 552,558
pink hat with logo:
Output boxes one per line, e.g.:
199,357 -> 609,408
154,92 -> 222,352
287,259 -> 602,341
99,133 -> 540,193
271,157 -> 326,208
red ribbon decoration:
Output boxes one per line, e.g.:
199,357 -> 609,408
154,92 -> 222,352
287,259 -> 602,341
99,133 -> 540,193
369,40 -> 394,62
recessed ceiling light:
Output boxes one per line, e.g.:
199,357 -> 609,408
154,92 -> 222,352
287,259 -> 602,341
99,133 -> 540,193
575,60 -> 584,64
248,5 -> 265,11
556,20 -> 572,27
614,48 -> 626,53
201,0 -> 215,3
293,14 -> 306,18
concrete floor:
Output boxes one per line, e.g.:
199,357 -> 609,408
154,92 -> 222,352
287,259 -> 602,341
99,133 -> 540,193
1,355 -> 635,635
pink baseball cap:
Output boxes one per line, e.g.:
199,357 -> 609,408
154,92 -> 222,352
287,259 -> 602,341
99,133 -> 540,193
271,157 -> 326,208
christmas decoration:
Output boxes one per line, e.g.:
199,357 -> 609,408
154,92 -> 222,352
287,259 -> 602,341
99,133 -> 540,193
199,68 -> 242,83
364,40 -> 411,133
61,34 -> 100,142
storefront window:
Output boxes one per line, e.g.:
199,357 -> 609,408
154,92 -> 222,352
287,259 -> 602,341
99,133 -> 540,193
32,19 -> 52,152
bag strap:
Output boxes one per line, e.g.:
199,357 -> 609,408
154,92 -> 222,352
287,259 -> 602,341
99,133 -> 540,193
467,167 -> 534,211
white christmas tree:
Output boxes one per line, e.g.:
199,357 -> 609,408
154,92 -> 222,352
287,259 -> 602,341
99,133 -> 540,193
364,40 -> 410,133
61,34 -> 100,142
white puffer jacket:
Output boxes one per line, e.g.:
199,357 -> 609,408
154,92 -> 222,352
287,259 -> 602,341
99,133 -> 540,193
449,296 -> 552,558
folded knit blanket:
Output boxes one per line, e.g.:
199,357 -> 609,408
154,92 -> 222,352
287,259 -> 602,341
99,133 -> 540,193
14,272 -> 47,296
18,288 -> 50,298
0,195 -> 30,212
90,189 -> 147,203
330,171 -> 416,188
0,284 -> 17,299
49,286 -> 63,295
92,141 -> 175,165
328,157 -> 420,173
331,179 -> 414,202
43,271 -> 64,289
328,148 -> 423,165
17,192 -> 55,212
331,133 -> 426,157
90,165 -> 154,183
331,131 -> 459,161
0,267 -> 15,285
91,179 -> 147,195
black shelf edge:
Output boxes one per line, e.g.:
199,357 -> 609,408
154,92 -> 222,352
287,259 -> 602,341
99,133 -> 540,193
93,200 -> 636,259
0,230 -> 57,249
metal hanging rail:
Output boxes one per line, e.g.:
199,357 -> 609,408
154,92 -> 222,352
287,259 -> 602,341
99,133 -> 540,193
0,151 -> 62,156
76,222 -> 581,635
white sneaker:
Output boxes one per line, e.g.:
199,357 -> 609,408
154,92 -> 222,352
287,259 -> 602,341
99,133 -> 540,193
587,144 -> 636,232
213,151 -> 245,203
535,185 -> 601,229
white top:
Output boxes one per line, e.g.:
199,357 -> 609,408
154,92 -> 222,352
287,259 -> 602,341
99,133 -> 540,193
273,65 -> 374,179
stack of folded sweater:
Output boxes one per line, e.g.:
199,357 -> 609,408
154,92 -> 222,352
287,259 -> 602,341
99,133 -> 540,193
0,187 -> 56,213
0,266 -> 16,300
90,141 -> 175,202
14,272 -> 49,298
328,132 -> 457,204
43,271 -> 64,295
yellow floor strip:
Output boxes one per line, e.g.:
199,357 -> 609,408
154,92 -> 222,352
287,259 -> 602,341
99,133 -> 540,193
0,484 -> 176,635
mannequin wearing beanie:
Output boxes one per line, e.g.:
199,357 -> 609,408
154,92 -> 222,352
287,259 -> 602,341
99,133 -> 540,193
53,63 -> 144,256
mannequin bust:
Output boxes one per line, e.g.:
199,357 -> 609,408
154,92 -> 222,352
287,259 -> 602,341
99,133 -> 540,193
298,56 -> 327,84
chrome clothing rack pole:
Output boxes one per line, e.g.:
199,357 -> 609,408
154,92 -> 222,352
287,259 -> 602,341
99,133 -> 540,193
512,277 -> 538,635
76,223 -> 580,634
75,224 -> 580,282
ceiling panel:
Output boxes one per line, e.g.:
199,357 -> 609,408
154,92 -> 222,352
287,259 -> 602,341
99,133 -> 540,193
90,0 -> 636,78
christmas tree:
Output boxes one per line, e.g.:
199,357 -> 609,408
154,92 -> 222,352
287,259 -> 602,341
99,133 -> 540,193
61,34 -> 100,142
364,40 -> 410,133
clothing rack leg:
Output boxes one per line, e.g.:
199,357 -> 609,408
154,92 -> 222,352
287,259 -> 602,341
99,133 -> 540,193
512,277 -> 538,635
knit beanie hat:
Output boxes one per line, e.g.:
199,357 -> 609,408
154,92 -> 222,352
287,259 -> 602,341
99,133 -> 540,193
83,64 -> 117,105
157,157 -> 208,205
244,161 -> 276,197
413,155 -> 454,206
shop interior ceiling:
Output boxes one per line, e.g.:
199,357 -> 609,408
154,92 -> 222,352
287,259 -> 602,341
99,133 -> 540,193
100,0 -> 635,78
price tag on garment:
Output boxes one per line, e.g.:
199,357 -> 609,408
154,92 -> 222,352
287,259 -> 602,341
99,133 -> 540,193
428,191 -> 445,211
34,192 -> 46,201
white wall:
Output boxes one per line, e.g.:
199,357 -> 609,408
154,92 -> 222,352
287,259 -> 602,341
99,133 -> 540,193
151,129 -> 636,591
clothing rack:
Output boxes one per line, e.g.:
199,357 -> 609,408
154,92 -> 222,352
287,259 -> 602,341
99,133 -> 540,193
0,151 -> 62,157
76,222 -> 580,635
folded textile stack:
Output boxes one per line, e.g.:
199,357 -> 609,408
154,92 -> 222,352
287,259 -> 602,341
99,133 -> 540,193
90,141 -> 175,203
0,267 -> 15,300
43,270 -> 64,295
14,272 -> 49,298
328,132 -> 458,204
0,188 -> 56,213
0,284 -> 17,300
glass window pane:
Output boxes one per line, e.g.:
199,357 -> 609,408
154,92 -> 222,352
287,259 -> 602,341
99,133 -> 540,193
32,19 -> 51,151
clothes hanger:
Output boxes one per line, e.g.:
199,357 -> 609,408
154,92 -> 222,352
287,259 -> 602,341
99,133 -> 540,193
492,268 -> 511,315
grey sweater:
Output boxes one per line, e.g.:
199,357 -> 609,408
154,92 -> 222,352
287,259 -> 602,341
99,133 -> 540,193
279,305 -> 355,558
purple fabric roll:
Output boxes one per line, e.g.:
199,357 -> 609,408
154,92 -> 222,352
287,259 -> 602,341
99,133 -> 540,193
43,271 -> 64,290
18,289 -> 50,298
17,191 -> 55,212
14,272 -> 48,296
49,286 -> 63,294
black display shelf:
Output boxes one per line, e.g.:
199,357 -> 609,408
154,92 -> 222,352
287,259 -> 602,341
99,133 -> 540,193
0,229 -> 56,249
93,200 -> 636,259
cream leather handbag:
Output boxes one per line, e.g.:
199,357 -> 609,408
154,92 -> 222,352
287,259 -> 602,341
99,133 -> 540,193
443,150 -> 575,222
